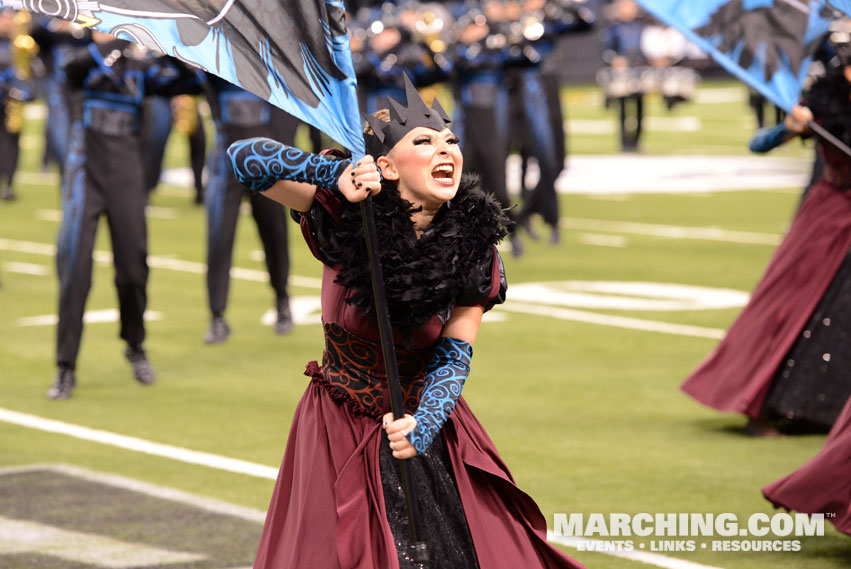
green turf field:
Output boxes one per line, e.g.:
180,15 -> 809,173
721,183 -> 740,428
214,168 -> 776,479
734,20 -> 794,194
1,81 -> 848,568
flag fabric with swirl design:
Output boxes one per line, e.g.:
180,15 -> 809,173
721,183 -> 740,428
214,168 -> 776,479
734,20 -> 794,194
0,0 -> 365,155
635,0 -> 837,111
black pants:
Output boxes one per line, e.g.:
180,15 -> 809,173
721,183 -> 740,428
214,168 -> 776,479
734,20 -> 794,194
142,97 -> 206,198
543,72 -> 566,164
187,115 -> 207,200
56,122 -> 148,368
205,114 -> 298,317
0,106 -> 21,189
459,100 -> 511,214
142,96 -> 174,192
618,94 -> 644,151
509,68 -> 561,228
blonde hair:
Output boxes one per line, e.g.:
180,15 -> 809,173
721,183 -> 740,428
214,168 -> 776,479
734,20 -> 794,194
363,109 -> 391,135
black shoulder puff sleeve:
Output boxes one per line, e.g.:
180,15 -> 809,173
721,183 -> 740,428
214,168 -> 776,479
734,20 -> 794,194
455,245 -> 507,312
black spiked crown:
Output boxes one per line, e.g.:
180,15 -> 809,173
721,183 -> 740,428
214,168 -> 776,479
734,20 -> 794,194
362,74 -> 452,157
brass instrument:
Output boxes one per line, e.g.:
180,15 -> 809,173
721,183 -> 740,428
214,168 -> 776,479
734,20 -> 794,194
411,3 -> 453,54
5,10 -> 37,134
172,94 -> 200,135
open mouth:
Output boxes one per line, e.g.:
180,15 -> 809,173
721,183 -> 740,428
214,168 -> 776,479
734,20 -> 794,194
431,163 -> 455,184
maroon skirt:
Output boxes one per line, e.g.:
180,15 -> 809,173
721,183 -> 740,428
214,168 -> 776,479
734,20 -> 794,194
762,395 -> 851,535
681,179 -> 851,418
252,362 -> 585,569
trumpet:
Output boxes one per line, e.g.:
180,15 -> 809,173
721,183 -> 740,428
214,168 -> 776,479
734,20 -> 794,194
5,10 -> 37,134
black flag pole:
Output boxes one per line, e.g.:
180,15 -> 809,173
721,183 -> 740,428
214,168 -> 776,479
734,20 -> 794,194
360,197 -> 430,565
808,120 -> 851,161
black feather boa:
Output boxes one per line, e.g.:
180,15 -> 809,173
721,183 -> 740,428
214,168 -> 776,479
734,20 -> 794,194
312,174 -> 511,332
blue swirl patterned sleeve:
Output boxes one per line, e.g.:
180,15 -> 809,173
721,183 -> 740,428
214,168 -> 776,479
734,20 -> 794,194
227,137 -> 350,193
748,123 -> 791,154
407,337 -> 473,454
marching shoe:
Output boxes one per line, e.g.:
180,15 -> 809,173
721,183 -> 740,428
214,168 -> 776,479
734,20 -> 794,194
1,185 -> 16,201
204,316 -> 230,344
549,227 -> 561,245
275,298 -> 293,335
519,218 -> 539,240
510,234 -> 524,258
125,346 -> 156,385
47,367 -> 76,400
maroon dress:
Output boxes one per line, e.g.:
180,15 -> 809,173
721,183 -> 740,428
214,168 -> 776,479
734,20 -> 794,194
681,145 -> 851,425
252,186 -> 585,569
762,395 -> 851,535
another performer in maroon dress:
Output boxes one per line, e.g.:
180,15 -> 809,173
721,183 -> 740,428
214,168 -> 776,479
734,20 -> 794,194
227,79 -> 586,569
762,394 -> 851,535
681,69 -> 851,435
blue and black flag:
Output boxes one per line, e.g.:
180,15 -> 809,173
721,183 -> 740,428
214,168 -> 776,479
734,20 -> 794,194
831,0 -> 851,16
635,0 -> 840,110
0,0 -> 365,154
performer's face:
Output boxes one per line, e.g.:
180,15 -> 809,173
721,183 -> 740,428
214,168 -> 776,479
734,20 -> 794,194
380,127 -> 463,210
0,12 -> 12,38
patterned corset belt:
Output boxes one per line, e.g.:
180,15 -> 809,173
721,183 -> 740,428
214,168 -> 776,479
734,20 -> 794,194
314,321 -> 430,419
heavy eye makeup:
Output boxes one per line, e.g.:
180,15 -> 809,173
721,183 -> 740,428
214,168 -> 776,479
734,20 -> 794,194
413,134 -> 460,145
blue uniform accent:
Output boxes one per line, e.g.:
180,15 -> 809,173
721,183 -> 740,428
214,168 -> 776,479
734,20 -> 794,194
449,35 -> 510,207
362,51 -> 407,114
29,19 -> 91,169
520,70 -> 556,162
205,129 -> 231,248
602,20 -> 645,65
407,337 -> 473,455
219,89 -> 271,126
458,70 -> 502,107
226,137 -> 349,193
142,97 -> 174,191
85,42 -> 124,87
44,78 -> 71,163
56,120 -> 87,279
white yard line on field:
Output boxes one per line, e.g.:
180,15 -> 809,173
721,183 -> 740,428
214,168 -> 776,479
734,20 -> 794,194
3,261 -> 49,276
0,464 -> 267,522
35,209 -> 63,222
0,410 -> 726,569
0,516 -> 206,567
17,309 -> 163,327
502,302 -> 725,339
550,155 -> 809,195
0,238 -> 55,255
0,408 -> 279,479
16,171 -> 61,185
561,217 -> 782,246
577,233 -> 629,248
36,206 -> 182,222
693,88 -> 747,104
566,117 -> 702,135
0,237 -> 728,339
0,238 -> 323,290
